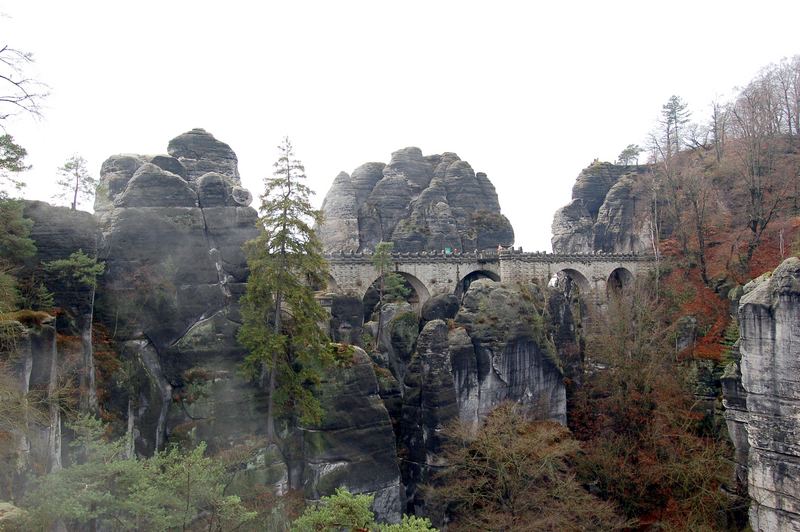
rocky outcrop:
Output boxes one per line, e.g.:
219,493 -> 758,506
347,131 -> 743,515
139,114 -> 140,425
89,131 -> 404,521
318,172 -> 360,252
452,280 -> 566,425
166,128 -> 240,181
552,162 -> 651,253
319,148 -> 514,253
399,320 -> 458,512
302,346 -> 402,522
734,257 -> 800,531
93,129 -> 260,455
386,280 -> 568,511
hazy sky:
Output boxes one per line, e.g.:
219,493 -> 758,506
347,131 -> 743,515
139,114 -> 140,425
2,1 -> 799,251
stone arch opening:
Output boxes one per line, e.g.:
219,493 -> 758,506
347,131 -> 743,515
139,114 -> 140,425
325,274 -> 339,293
362,271 -> 431,321
549,268 -> 591,295
607,267 -> 634,297
455,269 -> 500,299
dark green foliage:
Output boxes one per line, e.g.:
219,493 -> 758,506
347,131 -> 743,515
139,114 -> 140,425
616,143 -> 642,165
0,199 -> 35,264
371,241 -> 411,303
43,249 -> 105,289
0,134 -> 30,193
16,415 -> 255,530
238,138 -> 331,436
0,198 -> 36,313
384,271 -> 411,303
291,488 -> 436,531
15,276 -> 54,311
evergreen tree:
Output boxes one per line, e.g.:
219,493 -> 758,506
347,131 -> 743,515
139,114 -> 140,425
0,134 -> 30,194
238,137 -> 331,442
54,154 -> 96,211
18,415 -> 255,531
292,488 -> 436,531
616,144 -> 642,165
660,95 -> 691,158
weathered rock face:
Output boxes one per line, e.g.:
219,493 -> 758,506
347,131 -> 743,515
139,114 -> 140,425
399,320 -> 458,511
93,129 -> 260,456
21,201 -> 99,331
319,148 -> 514,253
91,131 -> 403,521
552,162 -> 651,253
734,257 -> 800,531
385,279 -> 567,512
302,346 -> 402,522
166,128 -> 240,181
1,321 -> 60,495
452,279 -> 566,425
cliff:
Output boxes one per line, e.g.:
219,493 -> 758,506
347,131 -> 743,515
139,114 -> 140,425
731,257 -> 800,531
318,147 -> 514,253
551,162 -> 652,254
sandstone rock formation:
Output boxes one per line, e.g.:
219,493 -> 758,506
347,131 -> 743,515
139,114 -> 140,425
93,129 -> 260,456
318,148 -> 514,253
90,130 -> 404,520
551,162 -> 652,253
302,346 -> 402,521
729,257 -> 800,531
360,279 -> 570,512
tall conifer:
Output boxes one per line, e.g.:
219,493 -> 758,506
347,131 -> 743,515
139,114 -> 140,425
238,138 -> 330,442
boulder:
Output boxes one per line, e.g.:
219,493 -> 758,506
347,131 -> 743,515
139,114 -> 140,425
149,154 -> 187,178
167,128 -> 240,182
196,172 -> 231,207
454,280 -> 566,423
421,293 -> 460,323
399,320 -> 458,510
551,199 -> 594,253
117,163 -> 197,208
330,294 -> 364,345
383,147 -> 433,191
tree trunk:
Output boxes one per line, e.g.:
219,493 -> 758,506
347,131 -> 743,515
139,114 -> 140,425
266,291 -> 282,443
80,285 -> 98,412
72,171 -> 79,210
47,326 -> 62,472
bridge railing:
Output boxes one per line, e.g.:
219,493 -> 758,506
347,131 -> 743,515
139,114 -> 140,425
324,248 -> 656,263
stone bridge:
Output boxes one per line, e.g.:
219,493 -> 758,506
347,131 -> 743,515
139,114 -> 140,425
325,248 -> 655,307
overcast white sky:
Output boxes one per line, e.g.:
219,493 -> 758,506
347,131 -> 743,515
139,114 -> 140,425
2,1 -> 798,251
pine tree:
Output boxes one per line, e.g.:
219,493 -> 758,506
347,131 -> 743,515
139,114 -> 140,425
54,155 -> 96,211
238,138 -> 331,442
660,95 -> 691,158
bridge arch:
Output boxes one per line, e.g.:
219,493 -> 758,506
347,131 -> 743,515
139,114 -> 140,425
325,274 -> 339,293
362,271 -> 431,319
551,267 -> 591,294
606,267 -> 634,297
455,269 -> 500,299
